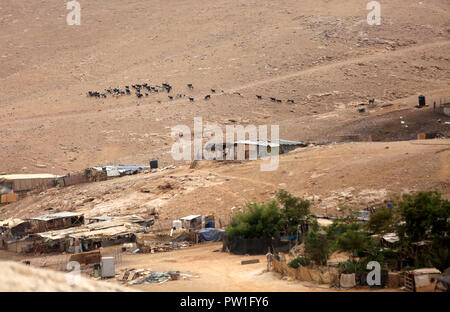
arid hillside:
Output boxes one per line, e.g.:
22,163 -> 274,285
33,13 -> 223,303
2,139 -> 448,228
0,0 -> 449,173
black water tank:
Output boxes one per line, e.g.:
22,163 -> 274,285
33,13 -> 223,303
150,159 -> 158,169
418,95 -> 426,107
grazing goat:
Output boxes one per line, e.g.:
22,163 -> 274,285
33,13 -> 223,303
256,95 -> 262,99
187,84 -> 194,90
189,97 -> 194,102
204,95 -> 211,100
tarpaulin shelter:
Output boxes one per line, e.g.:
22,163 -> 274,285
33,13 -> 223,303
196,228 -> 225,242
222,236 -> 290,255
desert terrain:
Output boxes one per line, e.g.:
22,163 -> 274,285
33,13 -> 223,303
0,0 -> 449,173
0,0 -> 449,292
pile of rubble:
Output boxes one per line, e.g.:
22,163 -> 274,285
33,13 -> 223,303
118,268 -> 195,285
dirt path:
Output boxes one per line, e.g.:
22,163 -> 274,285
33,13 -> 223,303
227,40 -> 450,92
113,243 -> 330,292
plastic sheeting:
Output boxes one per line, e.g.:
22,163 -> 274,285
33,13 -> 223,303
223,236 -> 290,255
197,228 -> 225,242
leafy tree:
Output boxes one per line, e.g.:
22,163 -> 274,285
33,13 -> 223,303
366,207 -> 396,234
304,222 -> 329,265
397,191 -> 449,242
226,200 -> 282,240
277,189 -> 311,235
336,224 -> 369,257
395,191 -> 449,270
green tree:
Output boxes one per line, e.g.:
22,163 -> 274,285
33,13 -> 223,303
396,191 -> 450,270
304,222 -> 329,265
397,191 -> 449,242
277,189 -> 311,235
226,200 -> 282,240
336,223 -> 369,257
366,207 -> 396,234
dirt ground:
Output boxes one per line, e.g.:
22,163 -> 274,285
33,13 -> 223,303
1,0 -> 449,292
0,0 -> 449,173
2,139 -> 448,226
0,243 -> 402,292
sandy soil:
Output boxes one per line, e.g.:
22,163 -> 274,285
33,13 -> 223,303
0,0 -> 449,173
2,139 -> 448,226
0,260 -> 131,292
0,243 -> 403,292
1,0 -> 449,292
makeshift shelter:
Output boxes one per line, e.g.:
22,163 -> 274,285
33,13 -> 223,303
0,219 -> 32,249
180,215 -> 202,230
29,212 -> 84,233
91,165 -> 150,178
196,228 -> 225,243
223,236 -> 290,255
205,139 -> 307,160
33,215 -> 152,253
0,174 -> 60,194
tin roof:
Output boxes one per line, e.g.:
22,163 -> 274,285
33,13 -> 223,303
30,212 -> 83,221
36,216 -> 148,241
180,215 -> 202,221
0,174 -> 61,180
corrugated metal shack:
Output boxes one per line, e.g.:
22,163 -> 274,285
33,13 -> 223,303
28,212 -> 85,233
32,215 -> 154,253
0,174 -> 60,194
1,212 -> 154,254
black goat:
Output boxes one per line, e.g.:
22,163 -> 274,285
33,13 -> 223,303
204,95 -> 211,100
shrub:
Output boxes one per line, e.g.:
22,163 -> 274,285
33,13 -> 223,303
226,200 -> 282,241
366,207 -> 396,234
337,260 -> 365,274
277,190 -> 311,235
304,228 -> 329,265
225,190 -> 311,241
396,191 -> 450,270
288,257 -> 311,269
397,191 -> 449,242
336,225 -> 370,258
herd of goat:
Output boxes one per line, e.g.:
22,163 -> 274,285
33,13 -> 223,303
87,83 -> 295,104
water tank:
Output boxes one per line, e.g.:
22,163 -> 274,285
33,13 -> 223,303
149,159 -> 158,169
418,95 -> 426,107
172,220 -> 182,229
